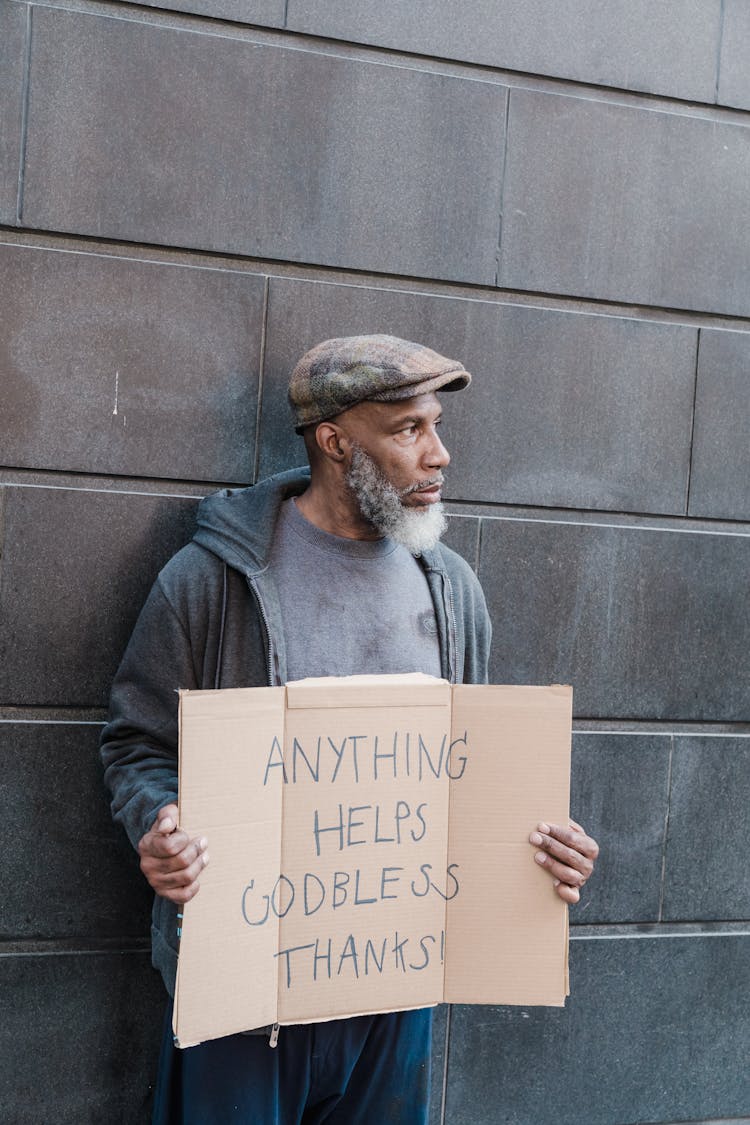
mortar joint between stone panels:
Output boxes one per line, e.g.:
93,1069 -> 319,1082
570,921 -> 750,939
714,0 -> 727,105
494,87 -> 512,287
445,501 -> 750,539
0,487 -> 7,611
283,0 -> 289,29
15,3 -> 33,225
684,327 -> 702,517
658,734 -> 675,924
488,281 -> 750,327
0,469 -> 224,500
572,720 -> 750,737
0,937 -> 152,957
0,704 -> 108,723
252,276 -> 271,485
474,516 -> 483,576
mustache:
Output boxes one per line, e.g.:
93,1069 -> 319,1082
399,475 -> 445,497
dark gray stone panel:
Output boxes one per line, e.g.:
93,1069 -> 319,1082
23,8 -> 505,284
0,722 -> 151,939
0,1 -> 26,223
0,950 -> 163,1123
0,486 -> 197,707
445,934 -> 750,1125
0,244 -> 263,482
500,90 -> 750,317
663,737 -> 750,922
442,516 -> 479,572
569,733 -> 669,924
479,516 -> 750,720
260,278 -> 696,514
288,0 -> 721,103
134,0 -> 284,25
718,1 -> 750,110
689,329 -> 750,521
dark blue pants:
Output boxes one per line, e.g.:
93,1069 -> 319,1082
152,1002 -> 433,1124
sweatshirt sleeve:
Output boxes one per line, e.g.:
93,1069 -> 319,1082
99,574 -> 199,851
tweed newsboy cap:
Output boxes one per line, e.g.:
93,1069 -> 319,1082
288,334 -> 471,433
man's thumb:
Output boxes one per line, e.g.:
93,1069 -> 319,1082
155,807 -> 177,834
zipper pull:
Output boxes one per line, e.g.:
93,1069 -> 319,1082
269,1022 -> 280,1048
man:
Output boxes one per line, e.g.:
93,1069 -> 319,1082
101,334 -> 598,1124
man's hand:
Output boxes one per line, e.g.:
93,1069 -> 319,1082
137,804 -> 209,904
529,819 -> 599,904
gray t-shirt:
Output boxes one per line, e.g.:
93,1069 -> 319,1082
269,498 -> 441,682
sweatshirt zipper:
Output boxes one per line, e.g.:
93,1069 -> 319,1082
269,1022 -> 280,1048
443,571 -> 458,684
248,576 -> 276,687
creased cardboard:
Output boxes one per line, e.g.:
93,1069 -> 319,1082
174,674 -> 571,1047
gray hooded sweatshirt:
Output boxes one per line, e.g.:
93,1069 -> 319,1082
100,466 -> 492,995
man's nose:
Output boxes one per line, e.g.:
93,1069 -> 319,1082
425,429 -> 451,469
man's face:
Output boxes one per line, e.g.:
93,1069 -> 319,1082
335,392 -> 451,553
337,391 -> 450,499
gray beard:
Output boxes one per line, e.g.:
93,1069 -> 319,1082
344,445 -> 447,556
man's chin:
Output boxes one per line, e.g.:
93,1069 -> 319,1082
388,502 -> 447,555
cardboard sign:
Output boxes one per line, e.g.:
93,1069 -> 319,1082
173,675 -> 571,1047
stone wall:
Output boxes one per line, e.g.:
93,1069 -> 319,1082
1,2 -> 748,1121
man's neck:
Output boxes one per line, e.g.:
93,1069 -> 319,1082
294,482 -> 381,541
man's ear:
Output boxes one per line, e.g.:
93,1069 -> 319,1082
315,422 -> 349,463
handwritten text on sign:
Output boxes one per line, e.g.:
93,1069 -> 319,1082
241,724 -> 469,990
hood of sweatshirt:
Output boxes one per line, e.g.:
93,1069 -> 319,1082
192,465 -> 311,576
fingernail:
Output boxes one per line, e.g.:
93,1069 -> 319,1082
534,852 -> 546,865
160,817 -> 174,832
202,852 -> 210,867
199,837 -> 208,851
553,879 -> 561,886
537,822 -> 550,833
529,832 -> 543,845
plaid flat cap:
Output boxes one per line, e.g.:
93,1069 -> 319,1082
288,334 -> 471,433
